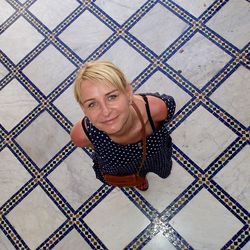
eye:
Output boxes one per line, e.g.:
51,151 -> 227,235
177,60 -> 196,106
108,94 -> 118,101
88,102 -> 96,108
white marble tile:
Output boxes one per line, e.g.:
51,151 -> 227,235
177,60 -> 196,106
84,189 -> 150,250
0,0 -> 15,25
214,145 -> 250,211
0,79 -> 38,130
0,17 -> 44,64
53,229 -> 92,250
143,233 -> 176,250
210,66 -> 250,127
139,160 -> 194,212
174,0 -> 215,17
95,0 -> 146,25
168,32 -> 231,89
48,148 -> 101,210
0,148 -> 31,207
130,3 -> 189,55
53,84 -> 84,124
23,45 -> 76,95
207,0 -> 250,49
135,70 -> 191,112
6,186 -> 66,250
242,241 -> 250,250
15,111 -> 70,168
172,106 -> 237,169
59,10 -> 113,60
100,39 -> 150,82
28,0 -> 79,30
0,229 -> 15,250
169,189 -> 244,249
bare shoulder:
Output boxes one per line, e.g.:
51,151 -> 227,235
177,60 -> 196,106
70,120 -> 92,147
147,95 -> 168,122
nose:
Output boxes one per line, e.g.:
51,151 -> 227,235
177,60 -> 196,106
100,102 -> 111,117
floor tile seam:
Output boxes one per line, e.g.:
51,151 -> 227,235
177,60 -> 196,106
160,181 -> 202,222
121,188 -> 159,220
206,182 -> 249,223
199,25 -> 240,56
202,97 -> 247,133
3,139 -> 39,176
36,222 -> 73,250
0,217 -> 28,249
172,146 -> 204,177
122,0 -> 159,30
199,0 -> 230,23
75,186 -> 113,219
124,222 -> 160,250
202,58 -> 241,96
40,143 -> 75,178
222,223 -> 249,250
0,178 -> 37,218
162,223 -> 193,250
160,0 -> 195,25
206,137 -> 247,179
5,105 -> 45,138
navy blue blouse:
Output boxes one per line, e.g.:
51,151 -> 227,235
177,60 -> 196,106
82,93 -> 176,184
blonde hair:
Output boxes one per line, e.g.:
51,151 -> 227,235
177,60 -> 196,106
74,60 -> 129,104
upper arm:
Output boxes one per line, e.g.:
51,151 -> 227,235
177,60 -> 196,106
70,120 -> 92,147
147,96 -> 168,122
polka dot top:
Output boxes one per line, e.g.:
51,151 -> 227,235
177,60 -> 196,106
82,92 -> 176,184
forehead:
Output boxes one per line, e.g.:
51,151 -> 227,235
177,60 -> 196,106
80,79 -> 119,99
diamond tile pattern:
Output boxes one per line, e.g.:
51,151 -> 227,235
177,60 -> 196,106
0,0 -> 249,249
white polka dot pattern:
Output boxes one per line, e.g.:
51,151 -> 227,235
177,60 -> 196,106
84,93 -> 176,183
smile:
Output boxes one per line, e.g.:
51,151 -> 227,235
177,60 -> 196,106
102,116 -> 118,124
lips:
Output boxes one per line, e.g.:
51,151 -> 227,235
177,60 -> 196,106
102,116 -> 118,124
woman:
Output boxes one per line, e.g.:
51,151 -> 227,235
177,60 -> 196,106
70,60 -> 175,191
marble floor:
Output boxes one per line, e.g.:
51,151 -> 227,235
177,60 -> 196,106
0,0 -> 249,249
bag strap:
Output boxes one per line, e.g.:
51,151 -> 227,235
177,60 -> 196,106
131,102 -> 147,172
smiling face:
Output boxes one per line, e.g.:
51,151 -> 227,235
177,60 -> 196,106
80,79 -> 133,136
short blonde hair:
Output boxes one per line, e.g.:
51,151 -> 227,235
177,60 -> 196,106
74,60 -> 129,104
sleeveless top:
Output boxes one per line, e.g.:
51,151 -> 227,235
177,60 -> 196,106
82,92 -> 176,184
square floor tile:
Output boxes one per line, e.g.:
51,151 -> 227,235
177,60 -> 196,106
167,32 -> 231,89
100,39 -> 150,81
6,186 -> 66,249
15,111 -> 70,168
169,189 -> 244,249
207,0 -> 250,49
23,45 -> 76,95
135,71 -> 191,112
139,160 -> 194,212
53,85 -> 84,124
0,17 -> 44,63
214,145 -> 250,211
0,0 -> 15,25
173,0 -> 215,17
0,79 -> 38,130
28,0 -> 79,30
130,3 -> 189,55
95,0 -> 146,25
210,66 -> 250,127
59,10 -> 113,60
84,189 -> 150,249
172,106 -> 237,169
0,148 -> 31,207
48,148 -> 101,210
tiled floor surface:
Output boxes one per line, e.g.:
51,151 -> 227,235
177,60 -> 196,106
0,0 -> 249,249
